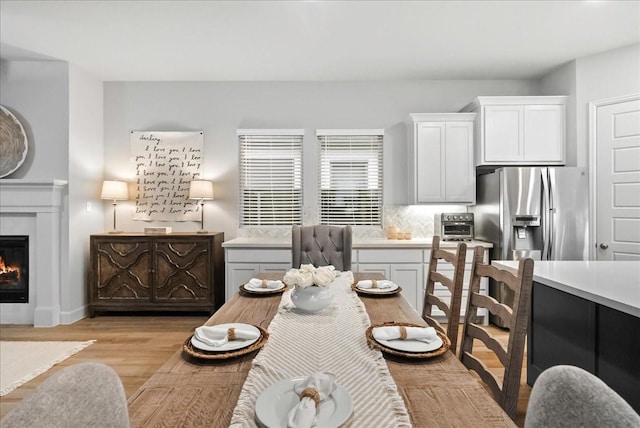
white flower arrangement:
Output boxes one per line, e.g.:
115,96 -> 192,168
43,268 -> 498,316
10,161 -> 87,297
283,264 -> 337,288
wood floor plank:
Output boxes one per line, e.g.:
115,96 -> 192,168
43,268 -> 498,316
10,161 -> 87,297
0,316 -> 530,427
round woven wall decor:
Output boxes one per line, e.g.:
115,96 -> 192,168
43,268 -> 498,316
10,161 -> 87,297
0,105 -> 29,178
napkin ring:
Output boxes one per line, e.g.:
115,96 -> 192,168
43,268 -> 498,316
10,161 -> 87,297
371,280 -> 378,289
399,326 -> 407,340
261,279 -> 268,288
301,387 -> 320,407
227,328 -> 236,341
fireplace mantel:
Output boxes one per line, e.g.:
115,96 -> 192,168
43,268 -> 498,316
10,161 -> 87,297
0,179 -> 67,327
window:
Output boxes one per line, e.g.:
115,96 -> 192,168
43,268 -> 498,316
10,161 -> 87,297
238,130 -> 303,226
317,129 -> 383,226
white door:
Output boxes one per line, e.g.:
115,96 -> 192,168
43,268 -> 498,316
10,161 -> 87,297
593,95 -> 640,260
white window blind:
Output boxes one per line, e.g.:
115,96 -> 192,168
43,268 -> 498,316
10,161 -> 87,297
317,130 -> 383,226
238,130 -> 303,226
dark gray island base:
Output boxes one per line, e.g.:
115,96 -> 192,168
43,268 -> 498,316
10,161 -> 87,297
528,281 -> 640,412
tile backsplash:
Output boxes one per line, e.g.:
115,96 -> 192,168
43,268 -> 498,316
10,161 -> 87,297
237,205 -> 468,239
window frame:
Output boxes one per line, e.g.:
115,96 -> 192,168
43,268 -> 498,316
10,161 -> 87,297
317,129 -> 384,227
237,129 -> 304,228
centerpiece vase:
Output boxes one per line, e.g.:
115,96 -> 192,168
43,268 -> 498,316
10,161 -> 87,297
290,285 -> 334,313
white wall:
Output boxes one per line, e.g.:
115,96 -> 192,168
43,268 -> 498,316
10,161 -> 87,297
0,60 -> 69,180
66,64 -> 104,323
575,43 -> 640,167
103,79 -> 537,240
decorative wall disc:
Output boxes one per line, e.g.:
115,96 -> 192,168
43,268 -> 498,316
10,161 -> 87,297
0,105 -> 29,178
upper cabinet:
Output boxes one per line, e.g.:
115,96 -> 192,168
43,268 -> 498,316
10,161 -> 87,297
461,96 -> 567,166
408,113 -> 476,204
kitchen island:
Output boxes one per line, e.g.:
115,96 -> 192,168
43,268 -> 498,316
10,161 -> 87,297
494,261 -> 640,412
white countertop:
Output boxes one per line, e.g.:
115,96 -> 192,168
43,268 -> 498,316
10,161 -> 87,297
222,237 -> 492,249
493,261 -> 640,318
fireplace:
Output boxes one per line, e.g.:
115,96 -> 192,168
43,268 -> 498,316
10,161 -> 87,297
0,236 -> 29,303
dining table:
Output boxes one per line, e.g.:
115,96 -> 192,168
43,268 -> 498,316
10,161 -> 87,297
127,272 -> 516,427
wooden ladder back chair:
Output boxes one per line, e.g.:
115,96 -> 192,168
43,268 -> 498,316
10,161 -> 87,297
421,235 -> 467,353
459,247 -> 534,420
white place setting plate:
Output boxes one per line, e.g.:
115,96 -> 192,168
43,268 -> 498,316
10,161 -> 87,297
374,335 -> 444,353
243,282 -> 286,293
255,377 -> 353,428
356,282 -> 399,293
190,323 -> 261,352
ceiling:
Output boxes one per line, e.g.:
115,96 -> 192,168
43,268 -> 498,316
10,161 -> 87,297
1,1 -> 639,82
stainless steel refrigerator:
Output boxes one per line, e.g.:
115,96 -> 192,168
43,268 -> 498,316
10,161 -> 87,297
473,167 -> 589,327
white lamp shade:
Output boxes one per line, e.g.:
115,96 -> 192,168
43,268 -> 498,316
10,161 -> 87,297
100,180 -> 129,200
189,180 -> 214,200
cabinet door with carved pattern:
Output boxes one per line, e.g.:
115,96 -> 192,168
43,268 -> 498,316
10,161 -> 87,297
93,238 -> 152,301
153,238 -> 211,303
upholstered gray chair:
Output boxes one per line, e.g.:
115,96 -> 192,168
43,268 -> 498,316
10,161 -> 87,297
1,362 -> 130,428
292,225 -> 352,271
525,365 -> 640,428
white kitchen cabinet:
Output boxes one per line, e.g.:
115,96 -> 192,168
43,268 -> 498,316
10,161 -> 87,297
408,113 -> 476,204
461,96 -> 566,166
224,248 -> 291,302
355,248 -> 424,312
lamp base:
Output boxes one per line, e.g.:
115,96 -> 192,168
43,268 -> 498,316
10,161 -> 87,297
108,230 -> 123,234
196,230 -> 209,234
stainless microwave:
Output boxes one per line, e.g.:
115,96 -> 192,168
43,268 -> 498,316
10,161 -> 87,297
435,213 -> 474,241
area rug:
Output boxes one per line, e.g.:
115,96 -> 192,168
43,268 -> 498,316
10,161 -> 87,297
0,340 -> 95,396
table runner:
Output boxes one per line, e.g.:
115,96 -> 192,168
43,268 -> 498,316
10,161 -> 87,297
229,272 -> 412,427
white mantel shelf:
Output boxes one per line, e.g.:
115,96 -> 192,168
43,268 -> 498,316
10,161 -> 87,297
0,179 -> 68,212
493,260 -> 640,318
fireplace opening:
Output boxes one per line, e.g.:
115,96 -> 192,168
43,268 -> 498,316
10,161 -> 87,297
0,236 -> 29,303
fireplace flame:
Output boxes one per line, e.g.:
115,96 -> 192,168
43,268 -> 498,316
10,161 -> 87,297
0,256 -> 21,281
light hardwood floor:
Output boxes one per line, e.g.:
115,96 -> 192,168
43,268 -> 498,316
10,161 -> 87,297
0,316 -> 530,427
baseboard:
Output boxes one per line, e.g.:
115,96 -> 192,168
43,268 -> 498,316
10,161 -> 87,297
59,305 -> 86,325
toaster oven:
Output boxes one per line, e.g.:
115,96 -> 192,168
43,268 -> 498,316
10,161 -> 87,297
435,213 -> 474,241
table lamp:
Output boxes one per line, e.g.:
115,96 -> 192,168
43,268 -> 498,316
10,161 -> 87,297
189,180 -> 214,234
101,180 -> 129,233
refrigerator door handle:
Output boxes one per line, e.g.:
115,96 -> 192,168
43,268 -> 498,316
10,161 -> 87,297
548,169 -> 555,260
541,169 -> 550,260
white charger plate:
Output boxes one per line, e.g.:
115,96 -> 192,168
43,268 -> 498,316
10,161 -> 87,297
190,323 -> 260,352
355,282 -> 399,293
255,377 -> 353,428
375,335 -> 443,353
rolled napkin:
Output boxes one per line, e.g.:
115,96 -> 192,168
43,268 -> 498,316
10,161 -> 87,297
193,325 -> 260,348
287,372 -> 336,428
245,278 -> 284,290
356,279 -> 396,290
372,325 -> 438,343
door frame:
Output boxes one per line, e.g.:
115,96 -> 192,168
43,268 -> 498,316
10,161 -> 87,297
588,93 -> 640,260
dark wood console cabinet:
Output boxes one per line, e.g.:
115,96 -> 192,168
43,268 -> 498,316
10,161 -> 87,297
89,233 -> 224,316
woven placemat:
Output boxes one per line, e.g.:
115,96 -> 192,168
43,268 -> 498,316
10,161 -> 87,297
182,325 -> 269,361
239,284 -> 288,296
366,321 -> 450,359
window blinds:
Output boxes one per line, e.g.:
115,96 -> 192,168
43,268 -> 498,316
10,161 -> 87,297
317,130 -> 383,226
238,131 -> 303,226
